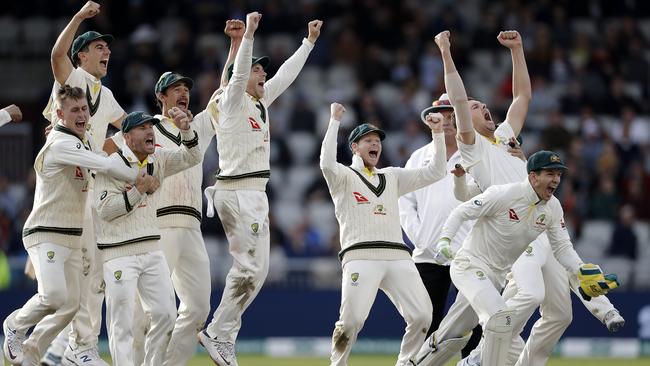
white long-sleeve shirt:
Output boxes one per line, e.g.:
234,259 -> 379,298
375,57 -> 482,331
320,119 -> 447,264
23,124 -> 137,250
442,179 -> 583,275
399,147 -> 474,265
0,109 -> 11,127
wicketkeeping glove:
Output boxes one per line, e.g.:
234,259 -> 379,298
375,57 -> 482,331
578,263 -> 620,300
434,237 -> 454,264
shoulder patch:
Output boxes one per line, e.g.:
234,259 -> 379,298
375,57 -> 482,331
473,199 -> 482,206
100,191 -> 108,200
76,142 -> 82,149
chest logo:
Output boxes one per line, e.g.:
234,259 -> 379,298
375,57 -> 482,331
508,209 -> 520,222
353,192 -> 370,204
114,270 -> 122,281
374,204 -> 386,215
47,251 -> 55,262
74,166 -> 85,179
535,214 -> 546,227
248,117 -> 261,130
351,272 -> 359,286
476,270 -> 486,280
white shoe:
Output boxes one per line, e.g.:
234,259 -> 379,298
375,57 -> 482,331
198,330 -> 238,366
604,309 -> 625,332
41,351 -> 63,366
62,345 -> 108,366
3,318 -> 26,365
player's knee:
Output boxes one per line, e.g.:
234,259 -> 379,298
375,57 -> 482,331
189,300 -> 211,323
150,307 -> 176,330
545,309 -> 572,328
43,287 -> 69,310
519,289 -> 545,309
406,311 -> 432,332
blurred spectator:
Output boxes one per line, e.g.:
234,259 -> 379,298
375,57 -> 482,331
607,205 -> 638,260
588,177 -> 620,220
540,110 -> 572,154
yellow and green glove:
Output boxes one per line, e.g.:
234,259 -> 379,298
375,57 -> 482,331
578,263 -> 620,301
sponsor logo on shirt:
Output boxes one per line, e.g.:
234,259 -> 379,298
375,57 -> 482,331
473,199 -> 482,206
508,208 -> 520,222
535,213 -> 546,227
74,166 -> 84,179
353,192 -> 370,204
248,117 -> 261,130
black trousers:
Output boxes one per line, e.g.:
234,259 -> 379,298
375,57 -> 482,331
415,262 -> 482,358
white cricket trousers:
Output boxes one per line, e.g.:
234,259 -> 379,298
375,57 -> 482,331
330,259 -> 432,366
502,234 -> 616,366
9,243 -> 82,364
103,251 -> 176,366
50,196 -> 105,350
206,190 -> 270,343
161,227 -> 211,365
428,252 -> 525,365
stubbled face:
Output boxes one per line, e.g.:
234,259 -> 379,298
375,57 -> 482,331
246,64 -> 267,99
79,40 -> 111,79
160,82 -> 190,113
352,132 -> 382,168
57,98 -> 90,138
125,122 -> 156,159
529,169 -> 563,201
468,100 -> 496,137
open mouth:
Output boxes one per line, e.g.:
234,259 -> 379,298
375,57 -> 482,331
546,186 -> 556,196
145,137 -> 154,148
369,150 -> 378,159
75,120 -> 86,129
484,111 -> 492,121
258,81 -> 265,87
99,60 -> 108,68
177,100 -> 188,108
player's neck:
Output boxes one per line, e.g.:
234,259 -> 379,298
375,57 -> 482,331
445,141 -> 458,160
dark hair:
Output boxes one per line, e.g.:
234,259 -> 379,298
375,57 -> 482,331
72,45 -> 89,66
56,84 -> 86,107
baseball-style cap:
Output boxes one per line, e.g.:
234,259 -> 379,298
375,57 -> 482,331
420,93 -> 454,122
71,31 -> 114,63
526,150 -> 568,173
227,56 -> 270,80
121,111 -> 160,133
348,123 -> 386,148
155,72 -> 194,94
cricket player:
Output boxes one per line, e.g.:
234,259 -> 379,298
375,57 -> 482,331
416,30 -> 623,366
199,12 -> 322,365
2,85 -> 137,366
104,19 -> 246,366
41,2 -> 127,365
322,102 -> 447,366
399,93 -> 525,359
425,150 -> 618,366
94,109 -> 200,366
0,104 -> 22,127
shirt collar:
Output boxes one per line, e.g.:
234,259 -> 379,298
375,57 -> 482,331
77,66 -> 101,84
156,114 -> 178,131
522,178 -> 543,205
350,154 -> 377,177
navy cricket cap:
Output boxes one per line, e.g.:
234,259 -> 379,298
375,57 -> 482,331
420,93 -> 454,123
348,123 -> 386,149
71,31 -> 114,64
526,150 -> 568,173
155,72 -> 194,94
121,111 -> 160,133
227,56 -> 270,80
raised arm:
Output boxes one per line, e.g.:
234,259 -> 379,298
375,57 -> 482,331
319,103 -> 345,187
0,104 -> 22,127
48,139 -> 137,182
220,19 -> 245,88
51,1 -> 100,84
263,20 -> 322,105
221,12 -> 260,115
436,31 -> 474,145
499,30 -> 531,137
158,107 -> 201,177
392,113 -> 446,196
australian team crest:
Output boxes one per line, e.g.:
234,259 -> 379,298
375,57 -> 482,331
535,214 -> 546,227
47,251 -> 55,262
114,270 -> 122,281
251,223 -> 259,234
351,272 -> 359,286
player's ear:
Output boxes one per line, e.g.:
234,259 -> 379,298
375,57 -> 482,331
56,108 -> 64,120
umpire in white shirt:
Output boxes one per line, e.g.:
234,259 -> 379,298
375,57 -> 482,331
399,94 -> 483,358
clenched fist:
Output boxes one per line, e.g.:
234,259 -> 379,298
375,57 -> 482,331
169,107 -> 191,130
244,12 -> 262,39
75,1 -> 100,20
435,30 -> 451,51
330,103 -> 346,121
307,20 -> 323,43
497,30 -> 523,49
3,104 -> 22,122
424,112 -> 444,133
225,19 -> 245,39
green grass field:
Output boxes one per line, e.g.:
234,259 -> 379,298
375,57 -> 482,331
103,354 -> 648,365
